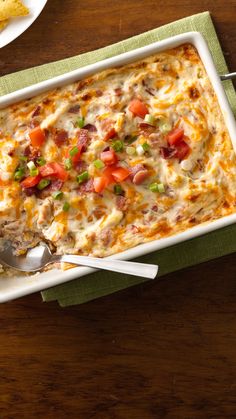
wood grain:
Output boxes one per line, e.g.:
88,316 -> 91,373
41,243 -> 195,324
0,1 -> 236,417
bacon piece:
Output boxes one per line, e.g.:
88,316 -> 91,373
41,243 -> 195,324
114,88 -> 122,96
160,147 -> 177,159
116,195 -> 128,211
49,179 -> 63,191
74,160 -> 87,173
139,122 -> 156,135
43,98 -> 51,106
133,169 -> 149,185
92,206 -> 105,219
29,119 -> 40,129
23,187 -> 36,197
31,105 -> 41,118
76,80 -> 90,92
145,88 -> 155,96
151,205 -> 158,212
24,146 -> 41,162
96,90 -> 103,97
188,86 -> 200,100
100,228 -> 114,246
68,104 -> 80,114
7,148 -> 14,157
77,129 -> 90,151
129,164 -> 145,181
54,129 -> 69,146
130,225 -> 140,233
83,124 -> 97,132
81,93 -> 91,101
79,179 -> 94,193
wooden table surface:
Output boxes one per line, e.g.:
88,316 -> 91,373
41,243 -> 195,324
1,1 -> 236,417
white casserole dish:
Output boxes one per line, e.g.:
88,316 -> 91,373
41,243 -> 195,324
0,31 -> 236,303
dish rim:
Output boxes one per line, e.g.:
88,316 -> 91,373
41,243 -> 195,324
0,31 -> 236,303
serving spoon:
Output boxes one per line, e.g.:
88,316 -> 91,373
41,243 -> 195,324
0,242 -> 158,279
220,72 -> 236,81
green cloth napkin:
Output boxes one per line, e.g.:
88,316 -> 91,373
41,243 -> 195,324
1,12 -> 236,306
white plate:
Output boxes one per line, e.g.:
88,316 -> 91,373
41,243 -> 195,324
0,0 -> 47,48
0,31 -> 236,302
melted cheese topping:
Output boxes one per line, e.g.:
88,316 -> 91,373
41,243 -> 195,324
1,44 -> 236,263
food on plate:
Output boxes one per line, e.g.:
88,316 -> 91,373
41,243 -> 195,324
0,0 -> 29,31
0,19 -> 8,31
0,43 -> 236,272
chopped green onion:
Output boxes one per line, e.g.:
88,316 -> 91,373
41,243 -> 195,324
14,167 -> 25,181
112,140 -> 124,152
19,156 -> 27,162
27,161 -> 39,176
76,117 -> 85,129
144,114 -> 156,126
30,168 -> 39,176
52,191 -> 64,200
158,119 -> 172,134
27,161 -> 36,171
126,146 -> 136,156
149,182 -> 165,193
63,201 -> 70,212
125,135 -> 138,144
136,144 -> 145,156
93,159 -> 105,169
36,157 -> 46,166
149,183 -> 159,192
197,67 -> 202,78
114,184 -> 124,195
37,179 -> 51,190
64,158 -> 72,171
77,170 -> 89,184
157,183 -> 165,193
69,146 -> 79,157
142,142 -> 150,152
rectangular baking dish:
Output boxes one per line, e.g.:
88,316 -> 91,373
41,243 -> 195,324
0,31 -> 236,303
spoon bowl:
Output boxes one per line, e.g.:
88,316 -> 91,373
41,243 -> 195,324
0,242 -> 158,279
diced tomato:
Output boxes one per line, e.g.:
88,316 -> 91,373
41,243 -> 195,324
100,149 -> 118,166
39,163 -> 56,177
102,165 -> 117,185
39,162 -> 68,181
72,151 -> 82,165
166,128 -> 184,146
29,127 -> 46,148
104,128 -> 117,141
175,140 -> 190,161
111,167 -> 130,182
93,177 -> 107,193
49,163 -> 68,181
128,99 -> 148,119
21,174 -> 41,188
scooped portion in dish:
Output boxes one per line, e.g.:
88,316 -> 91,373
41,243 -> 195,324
0,43 -> 236,267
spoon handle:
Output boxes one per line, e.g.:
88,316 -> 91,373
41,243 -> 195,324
220,72 -> 236,81
57,255 -> 158,279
